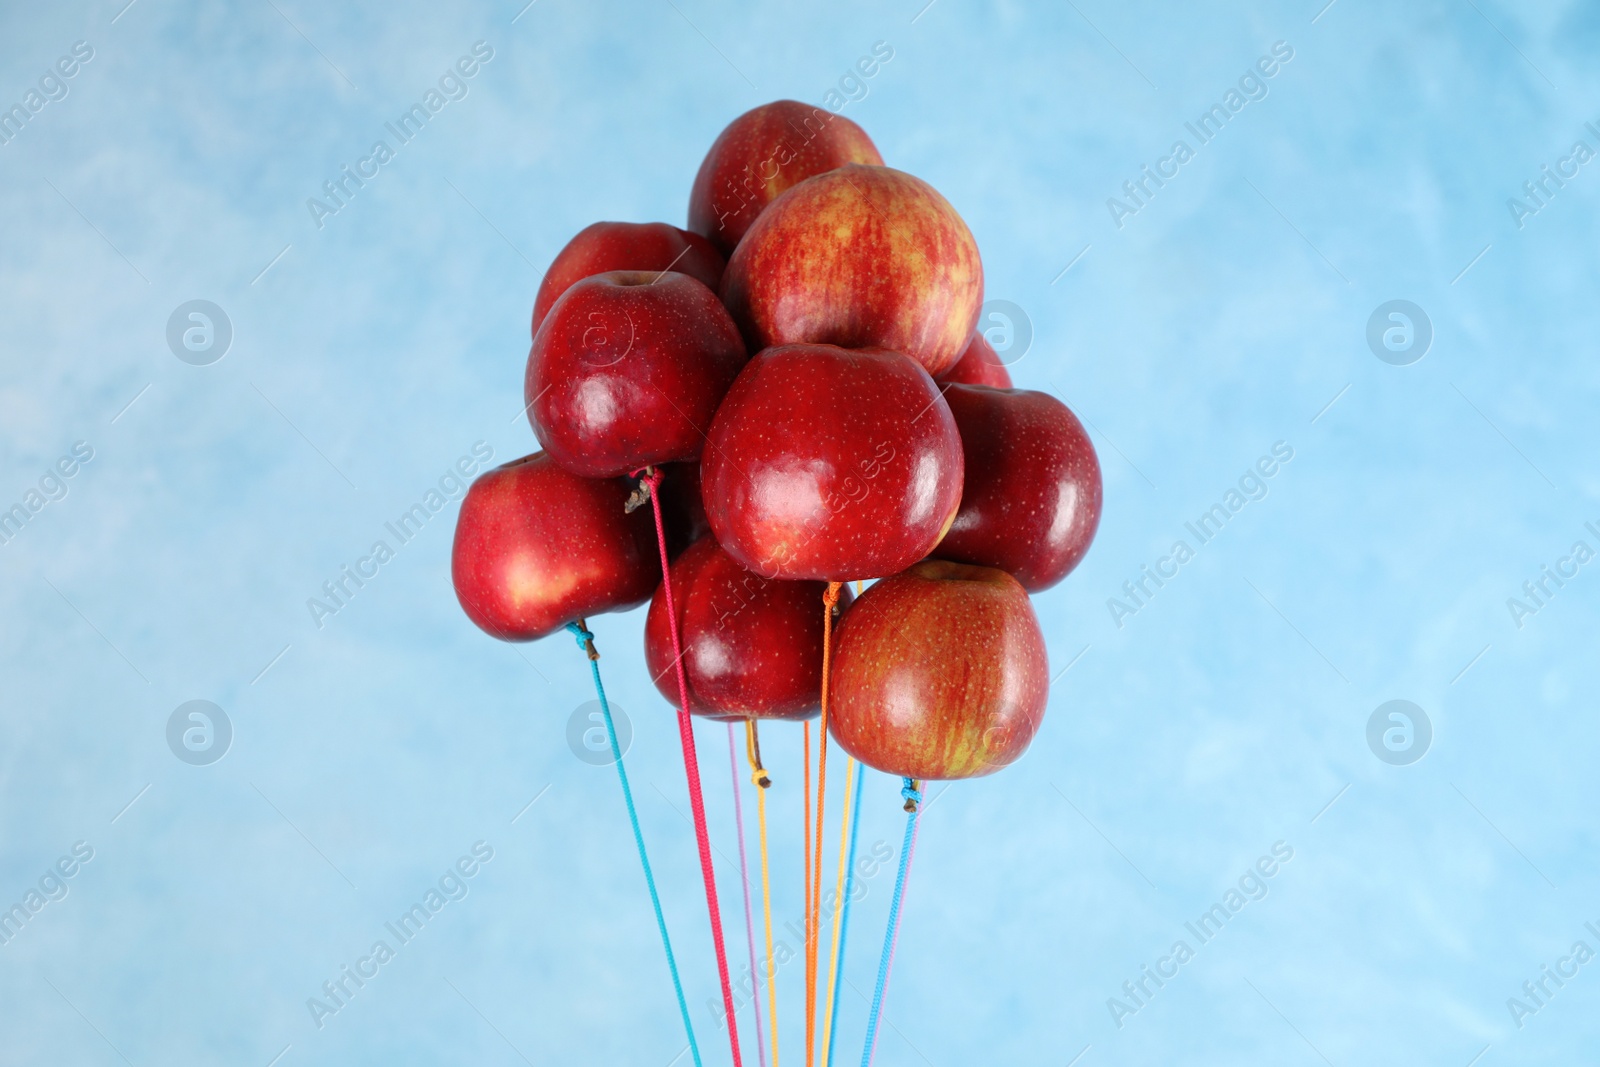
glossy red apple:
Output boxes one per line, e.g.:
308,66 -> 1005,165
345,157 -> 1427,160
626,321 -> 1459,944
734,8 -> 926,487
701,343 -> 963,581
531,222 -> 725,337
644,536 -> 853,720
720,164 -> 982,378
688,100 -> 883,256
938,332 -> 1012,388
828,560 -> 1048,780
935,385 -> 1102,591
451,453 -> 660,641
526,270 -> 747,478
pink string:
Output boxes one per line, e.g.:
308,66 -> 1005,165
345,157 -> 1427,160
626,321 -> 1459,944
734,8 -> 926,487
637,467 -> 744,1067
728,722 -> 767,1067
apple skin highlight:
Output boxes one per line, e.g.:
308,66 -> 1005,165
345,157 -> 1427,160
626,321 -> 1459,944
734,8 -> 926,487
936,384 -> 1103,592
451,453 -> 661,641
701,343 -> 964,583
527,270 -> 747,479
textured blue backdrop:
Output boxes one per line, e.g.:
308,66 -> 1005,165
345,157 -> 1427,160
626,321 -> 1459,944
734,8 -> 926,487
2,1 -> 1598,1064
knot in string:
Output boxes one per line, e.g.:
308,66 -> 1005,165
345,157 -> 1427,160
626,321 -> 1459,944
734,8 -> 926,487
901,778 -> 922,812
822,581 -> 843,613
564,620 -> 599,661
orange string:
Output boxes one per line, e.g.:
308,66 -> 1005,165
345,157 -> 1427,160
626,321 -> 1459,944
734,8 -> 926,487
807,581 -> 844,1067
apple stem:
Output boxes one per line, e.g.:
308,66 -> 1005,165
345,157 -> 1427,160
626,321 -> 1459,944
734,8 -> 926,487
573,617 -> 599,660
747,719 -> 772,789
624,465 -> 656,513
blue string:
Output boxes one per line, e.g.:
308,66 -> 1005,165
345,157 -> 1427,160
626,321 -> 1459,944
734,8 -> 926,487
860,778 -> 921,1067
566,622 -> 702,1067
825,759 -> 867,1067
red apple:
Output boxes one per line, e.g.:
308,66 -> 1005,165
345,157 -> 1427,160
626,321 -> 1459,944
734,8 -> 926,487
701,343 -> 963,581
526,270 -> 748,478
935,385 -> 1102,591
720,164 -> 982,378
644,536 -> 853,720
530,222 -> 725,337
688,101 -> 883,256
451,453 -> 660,641
828,560 -> 1048,780
938,332 -> 1012,388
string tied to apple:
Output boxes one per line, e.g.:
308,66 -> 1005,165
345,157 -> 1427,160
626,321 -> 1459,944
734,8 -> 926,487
634,460 -> 747,1067
566,618 -> 600,661
623,466 -> 654,513
806,579 -> 847,1067
448,97 -> 1103,1067
745,718 -> 781,1067
860,776 -> 924,1067
561,619 -> 703,1065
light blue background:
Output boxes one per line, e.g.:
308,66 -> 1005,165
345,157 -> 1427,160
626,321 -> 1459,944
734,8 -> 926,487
2,1 -> 1597,1063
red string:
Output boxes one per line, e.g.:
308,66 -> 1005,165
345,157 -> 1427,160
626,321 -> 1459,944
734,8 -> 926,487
638,467 -> 744,1067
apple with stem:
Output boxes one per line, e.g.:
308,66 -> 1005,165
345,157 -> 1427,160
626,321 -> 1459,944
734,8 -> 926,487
451,453 -> 660,641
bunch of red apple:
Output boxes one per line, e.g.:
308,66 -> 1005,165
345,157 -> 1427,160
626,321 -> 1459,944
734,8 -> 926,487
451,101 -> 1101,780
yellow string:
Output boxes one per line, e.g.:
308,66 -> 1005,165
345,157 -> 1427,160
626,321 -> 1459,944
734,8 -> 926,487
818,754 -> 856,1064
748,720 -> 779,1067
